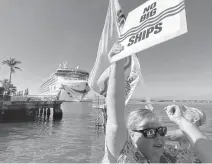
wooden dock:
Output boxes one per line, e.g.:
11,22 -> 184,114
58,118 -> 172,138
0,95 -> 64,122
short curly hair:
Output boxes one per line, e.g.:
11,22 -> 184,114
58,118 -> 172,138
127,108 -> 159,130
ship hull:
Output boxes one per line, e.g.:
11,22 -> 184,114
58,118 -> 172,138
59,81 -> 89,102
39,81 -> 89,102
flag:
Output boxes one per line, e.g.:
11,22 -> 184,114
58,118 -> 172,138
89,0 -> 152,106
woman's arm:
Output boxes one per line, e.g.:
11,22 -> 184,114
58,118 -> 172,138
106,57 -> 128,158
177,117 -> 212,163
104,44 -> 128,159
177,117 -> 208,145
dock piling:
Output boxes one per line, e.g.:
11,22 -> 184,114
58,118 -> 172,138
40,108 -> 43,116
44,108 -> 47,117
47,108 -> 51,116
53,108 -> 63,120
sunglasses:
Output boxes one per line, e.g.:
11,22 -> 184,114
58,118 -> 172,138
132,126 -> 167,138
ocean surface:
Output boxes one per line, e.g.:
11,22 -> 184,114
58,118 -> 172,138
0,102 -> 211,163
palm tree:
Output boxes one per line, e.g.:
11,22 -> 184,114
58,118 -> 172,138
0,79 -> 17,95
2,57 -> 21,83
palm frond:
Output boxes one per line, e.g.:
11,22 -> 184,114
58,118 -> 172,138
2,60 -> 10,65
15,61 -> 21,64
2,57 -> 22,68
11,61 -> 21,66
14,67 -> 22,71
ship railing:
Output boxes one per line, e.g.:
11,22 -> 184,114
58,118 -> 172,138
92,95 -> 107,127
11,95 -> 60,102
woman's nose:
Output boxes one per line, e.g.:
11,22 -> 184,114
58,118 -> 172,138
155,133 -> 164,141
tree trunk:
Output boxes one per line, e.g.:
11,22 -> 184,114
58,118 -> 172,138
9,68 -> 12,84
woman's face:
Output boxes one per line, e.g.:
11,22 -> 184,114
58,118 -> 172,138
131,118 -> 165,163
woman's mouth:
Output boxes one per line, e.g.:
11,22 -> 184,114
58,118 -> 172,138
153,144 -> 163,148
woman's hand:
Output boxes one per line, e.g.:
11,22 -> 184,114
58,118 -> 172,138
164,105 -> 184,125
108,43 -> 124,62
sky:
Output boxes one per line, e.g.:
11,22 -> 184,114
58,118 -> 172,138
0,0 -> 212,100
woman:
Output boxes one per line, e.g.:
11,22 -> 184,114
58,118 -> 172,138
102,43 -> 212,163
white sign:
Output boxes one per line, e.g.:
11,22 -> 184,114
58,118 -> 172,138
111,0 -> 187,62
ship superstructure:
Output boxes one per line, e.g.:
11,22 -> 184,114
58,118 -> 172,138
38,62 -> 90,101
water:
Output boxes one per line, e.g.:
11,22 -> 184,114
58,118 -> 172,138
0,102 -> 211,163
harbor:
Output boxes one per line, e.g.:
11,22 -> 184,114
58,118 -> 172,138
0,59 -> 91,122
0,0 -> 212,163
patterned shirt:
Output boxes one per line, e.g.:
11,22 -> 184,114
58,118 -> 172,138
102,135 -> 201,163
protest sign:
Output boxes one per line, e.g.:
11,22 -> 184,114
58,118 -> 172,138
111,0 -> 187,62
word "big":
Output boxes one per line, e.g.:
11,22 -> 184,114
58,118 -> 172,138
140,2 -> 157,23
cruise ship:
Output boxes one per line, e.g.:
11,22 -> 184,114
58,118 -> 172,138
38,62 -> 90,101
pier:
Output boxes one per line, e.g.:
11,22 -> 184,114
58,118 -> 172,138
0,95 -> 64,122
